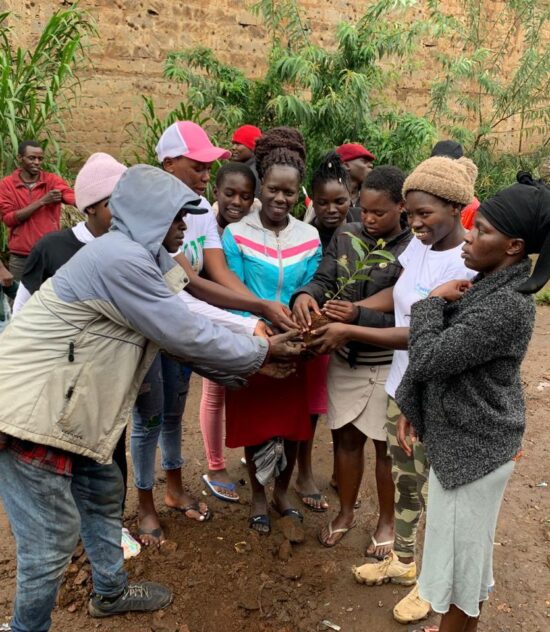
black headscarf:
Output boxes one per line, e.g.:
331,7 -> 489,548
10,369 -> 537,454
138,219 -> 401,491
479,172 -> 550,294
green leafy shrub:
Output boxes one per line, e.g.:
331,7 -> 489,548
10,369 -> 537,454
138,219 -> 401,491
0,3 -> 96,174
159,0 -> 437,181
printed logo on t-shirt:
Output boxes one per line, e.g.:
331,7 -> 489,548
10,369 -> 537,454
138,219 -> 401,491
415,282 -> 432,298
182,235 -> 206,271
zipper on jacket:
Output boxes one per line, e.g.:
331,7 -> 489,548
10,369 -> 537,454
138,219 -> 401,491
275,234 -> 284,302
68,341 -> 75,362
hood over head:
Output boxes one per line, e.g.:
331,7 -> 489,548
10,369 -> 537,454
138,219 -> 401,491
109,164 -> 202,257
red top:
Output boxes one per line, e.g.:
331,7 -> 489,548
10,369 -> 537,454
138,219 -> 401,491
461,196 -> 480,230
0,168 -> 75,255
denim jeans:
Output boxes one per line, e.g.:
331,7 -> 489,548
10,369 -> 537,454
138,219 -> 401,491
131,353 -> 192,490
0,449 -> 127,632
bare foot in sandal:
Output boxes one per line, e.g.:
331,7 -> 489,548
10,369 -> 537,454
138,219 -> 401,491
165,490 -> 211,521
165,469 -> 211,521
206,468 -> 239,501
136,491 -> 165,546
318,514 -> 356,547
365,520 -> 395,559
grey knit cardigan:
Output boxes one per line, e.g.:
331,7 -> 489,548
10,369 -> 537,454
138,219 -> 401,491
395,258 -> 536,489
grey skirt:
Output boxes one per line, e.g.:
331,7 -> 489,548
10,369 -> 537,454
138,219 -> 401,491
418,460 -> 515,618
327,354 -> 389,441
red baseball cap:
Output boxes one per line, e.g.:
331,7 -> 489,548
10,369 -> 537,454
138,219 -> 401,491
155,121 -> 231,164
232,125 -> 262,151
336,143 -> 376,163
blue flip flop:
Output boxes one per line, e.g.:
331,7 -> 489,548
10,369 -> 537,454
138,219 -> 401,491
201,473 -> 240,503
248,513 -> 271,535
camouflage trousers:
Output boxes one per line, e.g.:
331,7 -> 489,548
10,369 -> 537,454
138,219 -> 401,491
386,396 -> 429,559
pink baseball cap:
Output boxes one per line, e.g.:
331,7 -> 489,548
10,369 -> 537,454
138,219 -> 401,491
155,121 -> 231,164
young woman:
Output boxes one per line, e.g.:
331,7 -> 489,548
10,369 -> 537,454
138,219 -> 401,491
293,166 -> 411,549
222,127 -> 322,534
132,123 -> 295,545
309,156 -> 478,625
199,162 -> 257,502
294,152 -> 353,513
395,175 -> 547,632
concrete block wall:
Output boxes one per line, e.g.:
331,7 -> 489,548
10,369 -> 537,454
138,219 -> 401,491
1,0 -> 547,165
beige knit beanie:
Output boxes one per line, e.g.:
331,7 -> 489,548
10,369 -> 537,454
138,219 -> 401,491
403,155 -> 477,206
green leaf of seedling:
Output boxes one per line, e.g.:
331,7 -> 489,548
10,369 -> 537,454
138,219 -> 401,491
369,250 -> 396,261
350,237 -> 364,259
344,232 -> 370,250
324,291 -> 332,298
363,257 -> 392,265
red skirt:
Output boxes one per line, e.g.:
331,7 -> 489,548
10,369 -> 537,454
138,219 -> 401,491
225,363 -> 312,448
305,354 -> 329,415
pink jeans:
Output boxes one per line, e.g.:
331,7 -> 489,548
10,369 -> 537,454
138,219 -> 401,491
199,378 -> 226,471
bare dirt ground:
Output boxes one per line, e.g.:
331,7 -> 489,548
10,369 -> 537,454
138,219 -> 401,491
1,309 -> 549,632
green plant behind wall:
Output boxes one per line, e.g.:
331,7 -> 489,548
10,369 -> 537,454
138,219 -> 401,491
124,96 -> 213,166
427,0 -> 550,154
0,4 -> 95,175
161,0 -> 437,178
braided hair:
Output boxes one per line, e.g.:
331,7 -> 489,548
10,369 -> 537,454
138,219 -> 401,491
311,151 -> 351,195
254,127 -> 306,182
362,166 -> 406,204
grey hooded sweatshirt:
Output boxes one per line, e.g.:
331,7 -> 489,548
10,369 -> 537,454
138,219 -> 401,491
0,165 -> 268,463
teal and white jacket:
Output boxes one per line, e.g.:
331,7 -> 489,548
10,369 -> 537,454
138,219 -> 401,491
222,209 -> 322,306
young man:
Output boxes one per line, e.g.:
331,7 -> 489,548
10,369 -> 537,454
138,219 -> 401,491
336,142 -> 376,207
0,165 -> 302,632
230,124 -> 262,197
0,140 -> 75,281
12,152 -> 126,314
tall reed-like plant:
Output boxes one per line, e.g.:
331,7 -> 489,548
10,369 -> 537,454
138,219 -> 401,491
0,3 -> 95,174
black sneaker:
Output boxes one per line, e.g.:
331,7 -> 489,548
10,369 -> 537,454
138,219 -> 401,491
88,582 -> 173,618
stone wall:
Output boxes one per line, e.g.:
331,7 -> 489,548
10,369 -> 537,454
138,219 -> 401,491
1,0 -> 547,164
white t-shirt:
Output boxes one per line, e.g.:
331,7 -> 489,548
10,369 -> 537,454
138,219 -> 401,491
180,197 -> 222,272
385,236 -> 477,398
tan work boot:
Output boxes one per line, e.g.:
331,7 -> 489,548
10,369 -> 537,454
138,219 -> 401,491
393,584 -> 431,623
352,551 -> 417,586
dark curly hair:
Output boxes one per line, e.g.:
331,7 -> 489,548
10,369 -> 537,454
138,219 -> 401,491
215,162 -> 256,189
311,151 -> 351,195
254,127 -> 306,182
362,166 -> 406,204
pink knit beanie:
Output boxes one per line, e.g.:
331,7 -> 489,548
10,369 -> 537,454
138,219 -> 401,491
75,152 -> 127,212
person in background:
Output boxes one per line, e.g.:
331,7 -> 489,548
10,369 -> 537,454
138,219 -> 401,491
294,166 -> 411,550
336,142 -> 376,207
0,140 -> 75,281
231,124 -> 262,197
199,162 -> 257,502
431,140 -> 480,230
396,175 -> 548,632
222,127 -> 322,534
308,156 -> 478,626
0,165 -> 303,631
12,153 -> 126,315
0,260 -> 17,335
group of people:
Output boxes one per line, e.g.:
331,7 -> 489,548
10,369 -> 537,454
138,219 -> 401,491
0,122 -> 549,632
